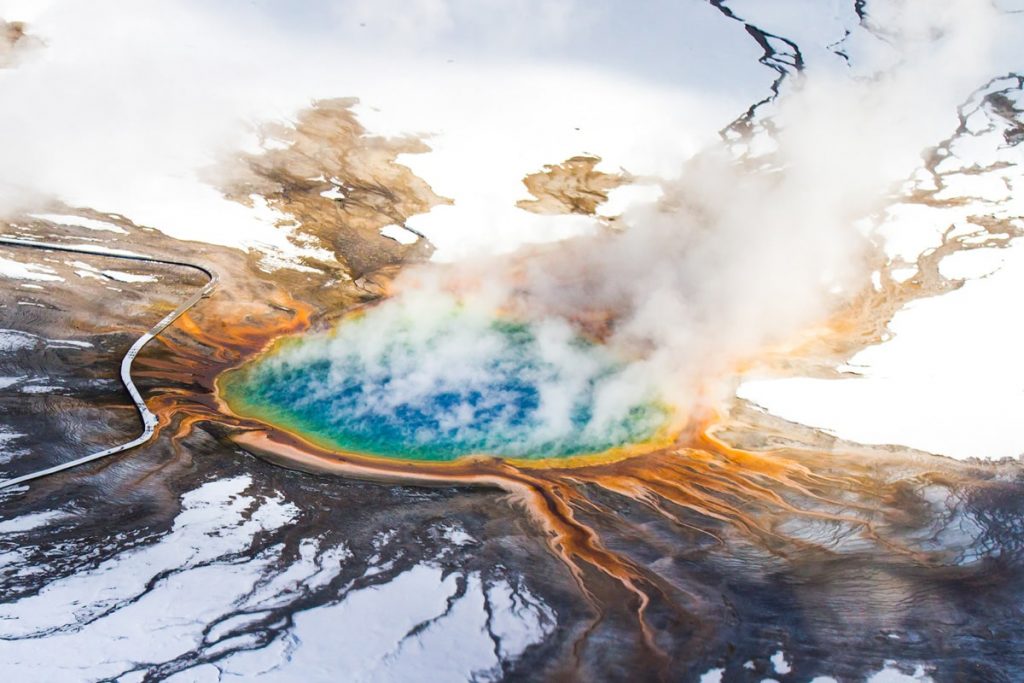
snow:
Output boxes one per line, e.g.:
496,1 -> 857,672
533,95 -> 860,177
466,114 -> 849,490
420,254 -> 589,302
0,376 -> 26,389
771,650 -> 791,674
70,260 -> 157,283
19,384 -> 60,394
46,338 -> 93,349
0,510 -> 65,534
699,668 -> 724,683
379,224 -> 420,245
230,567 -> 490,681
739,59 -> 1024,463
0,425 -> 30,466
867,662 -> 935,683
0,328 -> 92,353
29,213 -> 127,234
441,525 -> 474,546
0,255 -> 63,282
0,476 -> 297,679
100,270 -> 157,283
0,473 -> 553,681
740,226 -> 1024,462
0,330 -> 35,352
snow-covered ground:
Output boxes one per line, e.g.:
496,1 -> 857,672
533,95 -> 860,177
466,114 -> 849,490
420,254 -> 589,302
740,73 -> 1024,462
739,240 -> 1024,461
0,476 -> 552,681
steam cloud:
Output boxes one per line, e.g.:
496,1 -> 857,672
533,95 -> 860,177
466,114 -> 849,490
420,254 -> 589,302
281,0 -> 1000,448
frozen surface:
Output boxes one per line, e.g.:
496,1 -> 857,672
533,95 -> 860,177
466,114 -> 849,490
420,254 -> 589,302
29,213 -> 127,234
739,63 -> 1024,462
740,243 -> 1024,461
0,475 -> 552,681
0,255 -> 63,282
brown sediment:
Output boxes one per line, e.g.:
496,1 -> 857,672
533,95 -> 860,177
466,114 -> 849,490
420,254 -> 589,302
212,97 -> 450,281
516,155 -> 631,218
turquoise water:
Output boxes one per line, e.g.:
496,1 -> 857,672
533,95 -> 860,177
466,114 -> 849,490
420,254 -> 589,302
222,301 -> 668,462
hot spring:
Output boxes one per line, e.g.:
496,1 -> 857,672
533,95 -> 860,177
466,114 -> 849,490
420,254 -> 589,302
219,293 -> 673,463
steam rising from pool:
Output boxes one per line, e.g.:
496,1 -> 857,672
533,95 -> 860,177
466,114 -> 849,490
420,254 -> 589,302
221,0 -> 1001,468
222,290 -> 670,461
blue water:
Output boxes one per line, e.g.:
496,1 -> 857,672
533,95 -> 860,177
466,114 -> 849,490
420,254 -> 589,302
222,303 -> 668,462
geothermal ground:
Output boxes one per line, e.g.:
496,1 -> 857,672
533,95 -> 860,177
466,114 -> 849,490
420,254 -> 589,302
1,2 -> 1024,682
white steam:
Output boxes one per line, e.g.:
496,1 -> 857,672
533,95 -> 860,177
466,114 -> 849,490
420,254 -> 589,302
258,288 -> 665,455
345,0 -> 1004,440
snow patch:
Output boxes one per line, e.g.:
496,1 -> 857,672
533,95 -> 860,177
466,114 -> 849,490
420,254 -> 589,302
379,224 -> 420,245
0,256 -> 63,282
771,649 -> 791,674
867,662 -> 935,683
30,214 -> 127,234
0,510 -> 65,534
